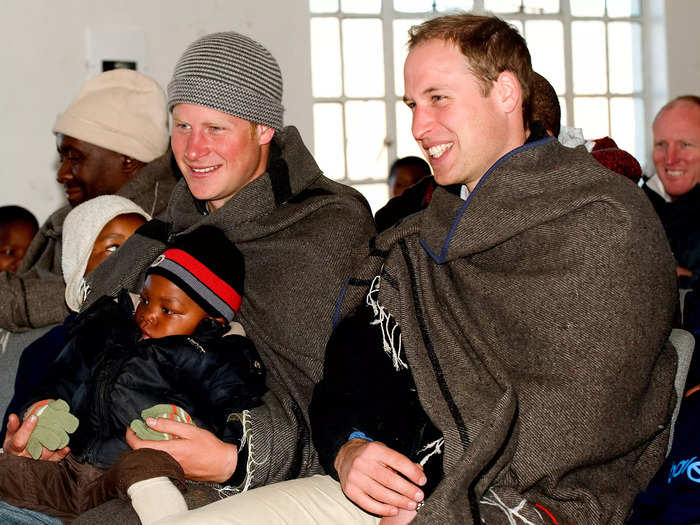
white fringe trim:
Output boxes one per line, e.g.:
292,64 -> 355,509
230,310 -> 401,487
480,489 -> 543,524
78,278 -> 91,308
149,181 -> 159,217
366,274 -> 407,371
217,410 -> 268,497
0,329 -> 9,355
418,437 -> 444,467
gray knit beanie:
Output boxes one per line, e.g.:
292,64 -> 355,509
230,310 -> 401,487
167,32 -> 284,131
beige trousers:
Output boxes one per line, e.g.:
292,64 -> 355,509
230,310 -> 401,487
154,475 -> 380,525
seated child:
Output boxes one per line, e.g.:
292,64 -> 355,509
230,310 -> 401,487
0,225 -> 266,525
1,195 -> 150,433
0,205 -> 39,273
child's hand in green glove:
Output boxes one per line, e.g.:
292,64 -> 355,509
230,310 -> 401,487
24,399 -> 79,460
129,404 -> 195,441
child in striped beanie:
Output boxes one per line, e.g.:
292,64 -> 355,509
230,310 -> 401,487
0,225 -> 266,524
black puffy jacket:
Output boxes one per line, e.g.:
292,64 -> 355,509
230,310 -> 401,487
23,290 -> 266,468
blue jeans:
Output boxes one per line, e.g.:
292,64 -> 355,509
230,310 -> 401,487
0,501 -> 62,525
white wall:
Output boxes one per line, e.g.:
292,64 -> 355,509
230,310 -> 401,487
0,0 -> 312,223
665,0 -> 700,98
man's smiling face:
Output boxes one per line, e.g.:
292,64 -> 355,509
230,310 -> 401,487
403,38 -> 512,191
653,101 -> 700,199
170,104 -> 274,211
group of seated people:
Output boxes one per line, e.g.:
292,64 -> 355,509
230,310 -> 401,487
0,12 -> 698,525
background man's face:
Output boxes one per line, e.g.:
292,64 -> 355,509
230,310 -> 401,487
390,165 -> 428,197
171,104 -> 273,211
653,102 -> 700,198
56,134 -> 129,207
403,39 -> 510,190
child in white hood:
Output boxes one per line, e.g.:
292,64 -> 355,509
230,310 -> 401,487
62,195 -> 150,312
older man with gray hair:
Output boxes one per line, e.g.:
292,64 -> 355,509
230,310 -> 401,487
642,95 -> 700,285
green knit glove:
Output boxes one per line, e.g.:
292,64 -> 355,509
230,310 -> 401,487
129,404 -> 196,441
24,399 -> 80,460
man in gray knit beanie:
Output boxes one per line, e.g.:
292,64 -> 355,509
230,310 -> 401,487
168,32 -> 284,132
165,31 -> 284,211
21,29 -> 376,524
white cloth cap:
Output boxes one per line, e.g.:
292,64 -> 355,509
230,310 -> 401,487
53,69 -> 169,162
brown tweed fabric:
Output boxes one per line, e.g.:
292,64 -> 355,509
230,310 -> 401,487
337,138 -> 677,524
0,149 -> 179,332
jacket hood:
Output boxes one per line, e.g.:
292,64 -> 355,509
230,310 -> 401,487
63,197 -> 151,312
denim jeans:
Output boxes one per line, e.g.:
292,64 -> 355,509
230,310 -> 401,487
0,501 -> 62,525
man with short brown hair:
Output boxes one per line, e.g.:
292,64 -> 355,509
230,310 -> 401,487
313,14 -> 675,524
164,14 -> 678,525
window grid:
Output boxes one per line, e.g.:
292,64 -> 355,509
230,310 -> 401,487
310,1 -> 651,210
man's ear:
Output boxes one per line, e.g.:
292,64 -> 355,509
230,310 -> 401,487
494,71 -> 522,115
256,124 -> 275,146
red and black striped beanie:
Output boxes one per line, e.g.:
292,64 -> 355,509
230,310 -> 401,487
146,226 -> 243,322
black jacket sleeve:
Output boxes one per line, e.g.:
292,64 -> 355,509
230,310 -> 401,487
309,302 -> 440,483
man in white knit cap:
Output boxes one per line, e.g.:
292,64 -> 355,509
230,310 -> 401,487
0,69 -> 176,332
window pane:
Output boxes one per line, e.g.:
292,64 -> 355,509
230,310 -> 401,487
313,103 -> 345,180
393,0 -> 433,12
310,18 -> 342,97
573,97 -> 609,140
570,0 -> 604,16
352,183 -> 389,214
608,22 -> 643,94
485,0 -> 520,12
396,101 -> 425,159
559,96 -> 567,127
394,19 -> 424,96
340,0 -> 380,14
310,0 -> 338,13
572,21 -> 607,94
342,19 -> 385,97
525,20 -> 565,94
486,0 -> 558,13
610,97 -> 645,165
607,0 -> 640,17
346,101 -> 387,181
435,0 -> 474,10
524,0 -> 558,13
